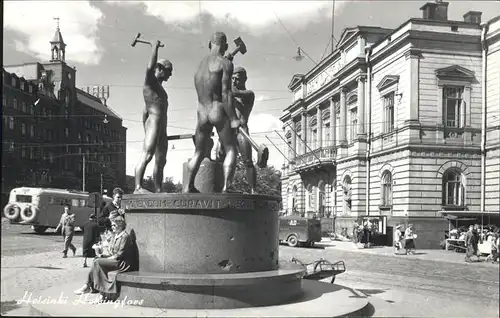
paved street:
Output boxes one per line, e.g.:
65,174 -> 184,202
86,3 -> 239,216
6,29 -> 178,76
1,220 -> 499,317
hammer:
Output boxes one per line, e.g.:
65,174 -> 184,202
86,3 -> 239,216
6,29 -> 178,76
131,33 -> 164,47
238,128 -> 269,168
225,37 -> 247,61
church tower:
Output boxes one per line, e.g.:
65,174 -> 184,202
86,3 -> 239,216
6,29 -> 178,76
50,17 -> 66,62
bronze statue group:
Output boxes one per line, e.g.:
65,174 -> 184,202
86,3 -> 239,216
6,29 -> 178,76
134,31 -> 257,195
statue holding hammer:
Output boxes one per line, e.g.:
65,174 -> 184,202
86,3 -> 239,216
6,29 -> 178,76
131,34 -> 173,193
217,67 -> 257,193
183,31 -> 241,193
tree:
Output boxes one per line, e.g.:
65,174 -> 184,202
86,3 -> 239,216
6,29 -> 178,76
162,177 -> 182,193
229,158 -> 282,196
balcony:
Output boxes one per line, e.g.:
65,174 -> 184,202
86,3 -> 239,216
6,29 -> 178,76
292,146 -> 336,174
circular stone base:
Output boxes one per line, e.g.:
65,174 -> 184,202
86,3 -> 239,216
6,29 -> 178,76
29,280 -> 369,317
115,262 -> 305,309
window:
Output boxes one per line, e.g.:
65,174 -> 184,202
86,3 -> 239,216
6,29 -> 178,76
12,78 -> 16,86
29,85 -> 33,93
78,133 -> 82,141
65,128 -> 69,138
21,101 -> 27,113
380,172 -> 393,207
384,92 -> 395,133
336,111 -> 340,145
21,81 -> 25,90
9,117 -> 14,129
13,98 -> 18,109
350,108 -> 357,143
21,123 -> 26,135
342,176 -> 352,215
49,152 -> 54,163
2,95 -> 6,107
324,122 -> 330,147
443,169 -> 465,206
309,118 -> 318,150
21,148 -> 26,158
30,125 -> 35,137
296,124 -> 302,155
443,86 -> 464,128
30,148 -> 34,159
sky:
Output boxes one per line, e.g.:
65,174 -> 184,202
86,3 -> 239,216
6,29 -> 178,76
4,0 -> 500,182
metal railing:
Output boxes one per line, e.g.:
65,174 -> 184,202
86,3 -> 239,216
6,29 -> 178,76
292,146 -> 336,168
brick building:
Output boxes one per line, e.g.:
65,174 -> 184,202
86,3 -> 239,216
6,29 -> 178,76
2,24 -> 127,204
279,1 -> 500,248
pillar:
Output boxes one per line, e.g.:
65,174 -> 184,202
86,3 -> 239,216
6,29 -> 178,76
301,111 -> 307,155
317,108 -> 323,148
340,88 -> 348,145
357,76 -> 366,137
329,97 -> 336,148
405,49 -> 421,124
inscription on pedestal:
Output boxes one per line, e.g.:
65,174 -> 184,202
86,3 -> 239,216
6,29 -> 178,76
124,198 -> 280,211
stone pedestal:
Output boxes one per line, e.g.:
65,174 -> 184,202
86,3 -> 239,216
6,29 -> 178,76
119,193 -> 304,309
182,158 -> 223,193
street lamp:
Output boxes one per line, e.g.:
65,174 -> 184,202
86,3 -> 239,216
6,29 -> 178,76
293,47 -> 305,62
103,115 -> 109,124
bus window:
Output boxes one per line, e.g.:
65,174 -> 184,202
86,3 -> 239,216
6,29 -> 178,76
80,199 -> 86,207
49,197 -> 55,204
72,199 -> 79,207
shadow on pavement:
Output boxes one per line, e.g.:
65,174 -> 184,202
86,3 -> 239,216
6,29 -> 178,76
356,288 -> 387,296
1,300 -> 23,315
2,266 -> 64,270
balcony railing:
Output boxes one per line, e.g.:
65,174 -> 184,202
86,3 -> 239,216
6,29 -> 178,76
292,146 -> 336,170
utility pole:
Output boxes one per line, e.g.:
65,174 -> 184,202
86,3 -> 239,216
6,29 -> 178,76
331,0 -> 336,54
82,154 -> 86,192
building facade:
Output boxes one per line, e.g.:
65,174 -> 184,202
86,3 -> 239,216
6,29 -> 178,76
280,1 -> 500,248
2,25 -> 127,204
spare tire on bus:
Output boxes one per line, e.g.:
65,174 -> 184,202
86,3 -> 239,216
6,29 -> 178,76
20,206 -> 37,223
4,204 -> 20,220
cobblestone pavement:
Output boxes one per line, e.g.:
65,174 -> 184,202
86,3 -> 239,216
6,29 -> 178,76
2,221 -> 498,317
280,245 -> 499,303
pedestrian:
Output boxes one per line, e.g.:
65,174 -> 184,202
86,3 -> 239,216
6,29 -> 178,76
465,225 -> 477,262
394,225 -> 403,254
74,216 -> 139,301
490,233 -> 499,264
82,214 -> 101,268
473,224 -> 481,261
98,187 -> 124,233
404,224 -> 416,255
55,203 -> 76,258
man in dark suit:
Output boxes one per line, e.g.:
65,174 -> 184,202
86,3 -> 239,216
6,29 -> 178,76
98,187 -> 124,232
82,214 -> 100,268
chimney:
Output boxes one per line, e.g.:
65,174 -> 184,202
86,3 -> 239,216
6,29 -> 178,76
463,11 -> 482,24
420,1 -> 449,21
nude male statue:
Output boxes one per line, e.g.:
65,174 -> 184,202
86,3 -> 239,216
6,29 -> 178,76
183,32 -> 241,193
134,40 -> 173,194
217,67 -> 257,193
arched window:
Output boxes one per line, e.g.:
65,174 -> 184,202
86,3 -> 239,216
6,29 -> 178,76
347,95 -> 358,143
285,130 -> 293,161
342,175 -> 352,215
292,185 -> 298,214
309,117 -> 318,150
443,169 -> 465,206
322,110 -> 331,147
296,123 -> 302,155
380,171 -> 393,207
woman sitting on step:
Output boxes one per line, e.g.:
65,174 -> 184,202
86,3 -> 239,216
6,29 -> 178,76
74,216 -> 138,300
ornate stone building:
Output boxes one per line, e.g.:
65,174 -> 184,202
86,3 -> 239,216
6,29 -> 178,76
2,24 -> 127,205
280,1 -> 500,248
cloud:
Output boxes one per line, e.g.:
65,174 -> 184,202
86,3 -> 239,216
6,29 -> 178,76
4,1 -> 104,65
107,1 -> 347,33
249,113 -> 282,133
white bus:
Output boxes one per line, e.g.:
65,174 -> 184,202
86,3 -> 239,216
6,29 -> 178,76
3,187 -> 111,234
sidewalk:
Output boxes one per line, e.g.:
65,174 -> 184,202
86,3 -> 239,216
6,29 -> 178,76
1,250 -> 88,316
317,238 -> 499,267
